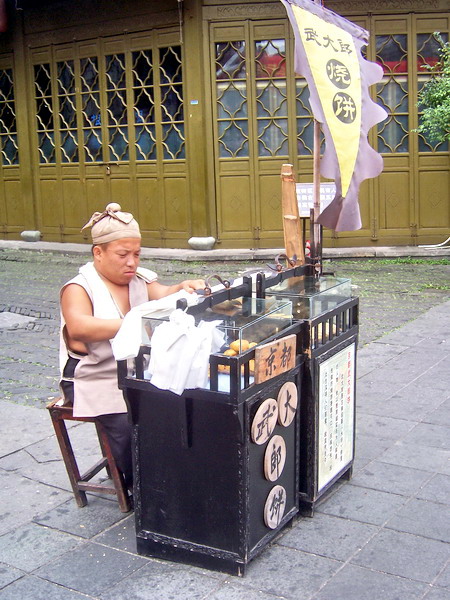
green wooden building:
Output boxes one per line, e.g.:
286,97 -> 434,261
0,0 -> 448,248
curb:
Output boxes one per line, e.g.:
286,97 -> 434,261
0,239 -> 449,261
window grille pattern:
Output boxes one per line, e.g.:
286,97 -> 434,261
416,32 -> 449,152
0,68 -> 19,165
132,49 -> 156,160
80,57 -> 102,162
255,39 -> 288,157
160,46 -> 185,159
215,41 -> 248,158
57,60 -> 78,162
296,78 -> 314,155
376,34 -> 409,153
34,63 -> 55,163
106,53 -> 128,161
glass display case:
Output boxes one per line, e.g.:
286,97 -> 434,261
141,296 -> 293,353
265,276 -> 351,319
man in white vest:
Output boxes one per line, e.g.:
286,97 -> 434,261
59,202 -> 204,491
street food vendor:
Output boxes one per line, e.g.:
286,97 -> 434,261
59,202 -> 204,490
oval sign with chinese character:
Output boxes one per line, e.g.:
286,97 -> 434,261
251,398 -> 278,445
264,435 -> 287,482
264,485 -> 287,529
277,381 -> 298,427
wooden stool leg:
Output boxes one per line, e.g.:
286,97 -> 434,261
95,422 -> 131,513
50,411 -> 88,508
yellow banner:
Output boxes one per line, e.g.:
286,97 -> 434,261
292,5 -> 361,196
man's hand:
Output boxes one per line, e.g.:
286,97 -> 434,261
178,279 -> 205,293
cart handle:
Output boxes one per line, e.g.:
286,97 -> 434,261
204,274 -> 231,296
268,253 -> 297,272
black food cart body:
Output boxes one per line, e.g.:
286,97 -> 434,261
118,293 -> 303,575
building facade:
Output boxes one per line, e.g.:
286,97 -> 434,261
0,0 -> 448,248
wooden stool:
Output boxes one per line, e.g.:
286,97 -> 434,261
47,399 -> 131,512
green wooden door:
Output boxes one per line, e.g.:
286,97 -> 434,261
29,30 -> 189,245
207,13 -> 449,248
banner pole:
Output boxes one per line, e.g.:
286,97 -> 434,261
312,0 -> 323,276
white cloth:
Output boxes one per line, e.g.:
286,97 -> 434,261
148,310 -> 225,395
111,290 -> 200,361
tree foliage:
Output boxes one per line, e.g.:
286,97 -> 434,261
416,33 -> 450,143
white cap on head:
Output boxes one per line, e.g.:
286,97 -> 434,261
81,203 -> 141,244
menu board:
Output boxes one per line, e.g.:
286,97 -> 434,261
317,342 -> 355,491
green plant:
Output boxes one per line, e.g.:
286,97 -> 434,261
415,33 -> 450,143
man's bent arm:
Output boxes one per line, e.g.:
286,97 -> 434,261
61,284 -> 122,344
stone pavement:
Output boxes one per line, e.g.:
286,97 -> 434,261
0,244 -> 449,599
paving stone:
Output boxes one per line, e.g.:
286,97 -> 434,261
35,542 -> 148,597
278,512 -> 378,561
350,461 -> 432,496
205,581 -> 286,600
379,442 -> 450,475
102,559 -> 222,600
239,544 -> 340,600
317,484 -> 407,526
415,473 -> 450,504
353,434 -> 393,461
356,343 -> 407,378
94,514 -> 137,553
356,378 -> 400,402
0,562 -> 24,589
434,563 -> 450,589
26,421 -> 102,463
0,470 -> 72,536
313,563 -> 429,600
0,312 -> 36,328
356,413 -> 416,441
402,422 -> 450,450
0,574 -> 88,599
422,587 -> 450,600
386,498 -> 450,543
424,398 -> 450,426
0,522 -> 81,572
34,496 -> 129,539
0,401 -> 53,457
360,386 -> 448,422
351,528 -> 449,583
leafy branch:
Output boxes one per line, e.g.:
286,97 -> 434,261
415,33 -> 450,143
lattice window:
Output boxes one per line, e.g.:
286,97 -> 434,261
215,41 -> 248,158
296,78 -> 314,155
80,56 -> 102,162
416,32 -> 449,152
0,68 -> 19,165
106,53 -> 129,161
57,60 -> 78,163
255,39 -> 288,157
132,49 -> 156,160
34,63 -> 55,163
376,34 -> 409,153
160,46 -> 185,160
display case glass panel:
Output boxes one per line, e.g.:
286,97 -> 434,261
265,276 -> 351,319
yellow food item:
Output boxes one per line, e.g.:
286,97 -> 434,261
249,342 -> 257,348
224,348 -> 237,356
218,364 -> 230,373
230,339 -> 250,353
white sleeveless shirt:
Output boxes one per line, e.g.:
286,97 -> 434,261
59,262 -> 157,417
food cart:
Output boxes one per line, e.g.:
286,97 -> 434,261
118,279 -> 304,575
